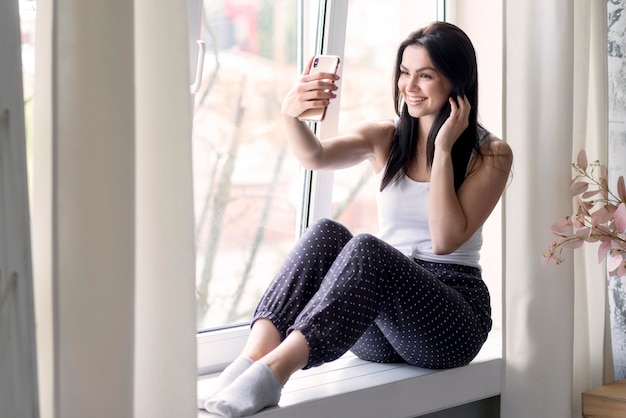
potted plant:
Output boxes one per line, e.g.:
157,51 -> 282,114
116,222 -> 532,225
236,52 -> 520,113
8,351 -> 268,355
543,149 -> 626,380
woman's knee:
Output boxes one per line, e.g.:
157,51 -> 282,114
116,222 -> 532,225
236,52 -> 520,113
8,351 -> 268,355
309,217 -> 343,230
334,233 -> 391,266
349,232 -> 383,252
306,218 -> 352,238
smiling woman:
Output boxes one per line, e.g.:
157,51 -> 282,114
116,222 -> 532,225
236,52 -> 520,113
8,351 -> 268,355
193,1 -> 461,376
193,0 -> 512,388
199,13 -> 513,416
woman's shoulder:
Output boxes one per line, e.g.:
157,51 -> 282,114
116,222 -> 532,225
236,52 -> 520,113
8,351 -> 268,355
352,118 -> 396,136
346,118 -> 396,149
482,134 -> 512,158
478,133 -> 513,173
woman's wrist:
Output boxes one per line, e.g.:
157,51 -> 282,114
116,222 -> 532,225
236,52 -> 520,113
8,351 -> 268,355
282,113 -> 304,125
433,146 -> 453,159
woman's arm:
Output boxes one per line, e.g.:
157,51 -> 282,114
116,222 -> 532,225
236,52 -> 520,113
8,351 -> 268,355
428,97 -> 513,254
281,117 -> 393,171
280,57 -> 393,172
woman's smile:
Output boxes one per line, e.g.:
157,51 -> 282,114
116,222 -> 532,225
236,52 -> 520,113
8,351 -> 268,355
405,95 -> 427,106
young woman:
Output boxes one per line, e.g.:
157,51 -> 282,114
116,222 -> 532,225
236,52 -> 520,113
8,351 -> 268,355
203,21 -> 513,417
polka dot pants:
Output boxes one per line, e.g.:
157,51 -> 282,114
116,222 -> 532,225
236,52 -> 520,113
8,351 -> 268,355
252,218 -> 492,370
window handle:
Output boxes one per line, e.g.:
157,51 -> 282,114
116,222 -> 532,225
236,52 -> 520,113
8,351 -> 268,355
190,40 -> 206,94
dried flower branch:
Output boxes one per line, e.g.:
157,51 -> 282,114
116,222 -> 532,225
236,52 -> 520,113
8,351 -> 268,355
542,149 -> 626,277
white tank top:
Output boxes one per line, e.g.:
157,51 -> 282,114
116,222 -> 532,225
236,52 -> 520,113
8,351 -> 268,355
376,177 -> 482,269
376,127 -> 489,269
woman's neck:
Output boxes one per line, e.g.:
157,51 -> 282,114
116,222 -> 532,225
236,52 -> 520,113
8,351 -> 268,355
416,118 -> 432,153
408,119 -> 432,182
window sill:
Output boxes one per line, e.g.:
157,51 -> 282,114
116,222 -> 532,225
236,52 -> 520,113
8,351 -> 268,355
197,328 -> 501,418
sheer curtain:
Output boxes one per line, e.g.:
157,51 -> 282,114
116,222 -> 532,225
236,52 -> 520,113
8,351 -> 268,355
0,1 -> 38,417
503,0 -> 610,417
32,1 -> 196,417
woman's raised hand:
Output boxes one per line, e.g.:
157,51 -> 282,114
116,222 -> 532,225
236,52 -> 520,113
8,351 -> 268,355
281,56 -> 340,119
435,95 -> 470,152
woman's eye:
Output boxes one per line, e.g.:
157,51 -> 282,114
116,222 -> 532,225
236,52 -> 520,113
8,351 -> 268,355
420,73 -> 432,79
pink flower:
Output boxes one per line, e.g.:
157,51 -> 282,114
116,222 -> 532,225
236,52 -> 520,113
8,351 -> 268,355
543,149 -> 626,278
571,213 -> 586,228
599,240 -> 612,263
542,241 -> 563,266
551,218 -> 572,235
614,202 -> 626,233
618,176 -> 626,202
577,149 -> 588,171
608,252 -> 626,277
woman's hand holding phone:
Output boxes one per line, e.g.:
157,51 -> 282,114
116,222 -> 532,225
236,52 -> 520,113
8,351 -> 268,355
281,55 -> 340,122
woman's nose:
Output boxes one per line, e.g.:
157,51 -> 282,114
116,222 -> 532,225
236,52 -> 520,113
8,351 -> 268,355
407,75 -> 420,90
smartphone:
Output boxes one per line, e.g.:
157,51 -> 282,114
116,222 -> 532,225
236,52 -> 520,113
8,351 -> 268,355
297,55 -> 341,122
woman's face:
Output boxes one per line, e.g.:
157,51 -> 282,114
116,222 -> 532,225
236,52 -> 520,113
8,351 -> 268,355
397,45 -> 453,122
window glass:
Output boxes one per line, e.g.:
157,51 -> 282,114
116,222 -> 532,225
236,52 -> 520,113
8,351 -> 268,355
194,0 -> 301,330
331,0 -> 441,233
194,0 -> 444,331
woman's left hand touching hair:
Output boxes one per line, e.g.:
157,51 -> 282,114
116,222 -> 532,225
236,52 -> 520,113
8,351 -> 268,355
435,95 -> 471,152
427,93 -> 512,255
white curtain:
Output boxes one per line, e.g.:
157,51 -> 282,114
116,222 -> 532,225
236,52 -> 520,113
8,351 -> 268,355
0,1 -> 39,417
32,1 -> 197,417
503,1 -> 610,417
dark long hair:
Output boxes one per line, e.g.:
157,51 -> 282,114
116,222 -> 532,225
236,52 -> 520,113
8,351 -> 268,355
380,22 -> 482,192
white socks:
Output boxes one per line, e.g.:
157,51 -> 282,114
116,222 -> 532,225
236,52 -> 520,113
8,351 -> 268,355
198,357 -> 253,409
204,362 -> 283,417
213,357 -> 254,395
